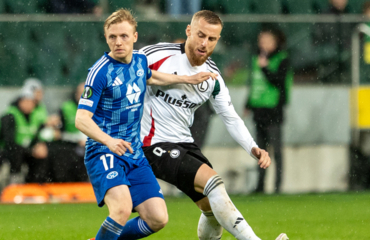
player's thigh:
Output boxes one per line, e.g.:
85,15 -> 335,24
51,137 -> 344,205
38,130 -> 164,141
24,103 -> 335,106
104,184 -> 133,219
128,164 -> 164,210
85,152 -> 129,207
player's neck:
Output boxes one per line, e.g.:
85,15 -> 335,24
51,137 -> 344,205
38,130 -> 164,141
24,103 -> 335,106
184,43 -> 196,67
108,52 -> 132,64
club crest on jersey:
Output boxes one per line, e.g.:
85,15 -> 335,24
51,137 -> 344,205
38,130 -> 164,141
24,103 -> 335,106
82,86 -> 93,99
107,171 -> 118,179
136,69 -> 144,77
126,83 -> 141,104
170,149 -> 180,158
155,90 -> 200,109
198,81 -> 209,92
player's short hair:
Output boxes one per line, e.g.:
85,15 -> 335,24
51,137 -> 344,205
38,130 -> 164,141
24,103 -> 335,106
191,10 -> 223,28
104,8 -> 137,32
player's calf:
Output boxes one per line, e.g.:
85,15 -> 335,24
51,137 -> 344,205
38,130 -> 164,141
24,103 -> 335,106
203,175 -> 261,240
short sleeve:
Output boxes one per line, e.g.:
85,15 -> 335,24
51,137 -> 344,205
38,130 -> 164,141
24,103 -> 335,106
78,67 -> 107,114
147,68 -> 152,80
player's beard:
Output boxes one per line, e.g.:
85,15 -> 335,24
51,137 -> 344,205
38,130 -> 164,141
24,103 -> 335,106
187,42 -> 213,66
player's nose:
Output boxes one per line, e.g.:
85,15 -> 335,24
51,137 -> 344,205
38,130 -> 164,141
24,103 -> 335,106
200,38 -> 208,47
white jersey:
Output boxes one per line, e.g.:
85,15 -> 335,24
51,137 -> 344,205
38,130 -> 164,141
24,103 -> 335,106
140,42 -> 258,156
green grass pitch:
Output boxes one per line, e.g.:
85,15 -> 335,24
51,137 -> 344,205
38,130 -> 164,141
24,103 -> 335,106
1,192 -> 369,240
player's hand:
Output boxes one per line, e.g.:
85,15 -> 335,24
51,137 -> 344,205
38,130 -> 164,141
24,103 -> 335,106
106,138 -> 134,156
186,72 -> 218,84
251,147 -> 271,169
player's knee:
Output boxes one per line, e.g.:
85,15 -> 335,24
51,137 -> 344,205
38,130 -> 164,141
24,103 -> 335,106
110,206 -> 131,225
196,197 -> 212,212
146,211 -> 168,232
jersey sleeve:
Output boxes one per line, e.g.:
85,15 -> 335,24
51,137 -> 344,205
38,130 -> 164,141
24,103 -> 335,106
210,75 -> 258,158
139,42 -> 180,67
209,75 -> 232,114
78,67 -> 107,114
142,55 -> 153,80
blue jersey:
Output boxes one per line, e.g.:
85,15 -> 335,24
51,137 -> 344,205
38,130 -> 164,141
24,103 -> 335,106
78,51 -> 152,163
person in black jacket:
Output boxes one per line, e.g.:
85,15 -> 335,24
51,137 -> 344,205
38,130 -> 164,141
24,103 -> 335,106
0,89 -> 49,184
245,28 -> 293,193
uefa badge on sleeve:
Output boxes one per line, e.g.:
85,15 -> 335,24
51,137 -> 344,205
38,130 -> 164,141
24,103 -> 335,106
82,86 -> 93,99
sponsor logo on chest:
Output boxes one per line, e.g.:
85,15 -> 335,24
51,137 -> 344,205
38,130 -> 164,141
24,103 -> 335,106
155,90 -> 200,109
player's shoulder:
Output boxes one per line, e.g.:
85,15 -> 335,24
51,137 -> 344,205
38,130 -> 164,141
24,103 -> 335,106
205,58 -> 222,76
140,42 -> 182,58
86,54 -> 111,86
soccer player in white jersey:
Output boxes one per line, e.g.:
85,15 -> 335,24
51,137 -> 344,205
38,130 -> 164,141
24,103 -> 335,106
76,9 -> 217,240
140,10 -> 288,240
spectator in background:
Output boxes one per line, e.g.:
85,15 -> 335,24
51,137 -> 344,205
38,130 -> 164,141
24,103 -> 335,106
22,79 -> 48,131
0,88 -> 49,184
166,0 -> 201,16
312,0 -> 354,83
245,28 -> 293,193
47,82 -> 88,182
47,0 -> 102,16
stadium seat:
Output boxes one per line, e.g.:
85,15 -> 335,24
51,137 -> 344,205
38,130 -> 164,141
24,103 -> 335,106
348,0 -> 368,13
0,0 -> 4,13
31,23 -> 68,85
65,23 -> 105,85
220,0 -> 253,14
282,0 -> 315,14
251,0 -> 282,14
0,22 -> 33,85
108,0 -> 134,12
4,0 -> 47,13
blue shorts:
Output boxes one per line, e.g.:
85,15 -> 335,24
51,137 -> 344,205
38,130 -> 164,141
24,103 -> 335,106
85,151 -> 164,208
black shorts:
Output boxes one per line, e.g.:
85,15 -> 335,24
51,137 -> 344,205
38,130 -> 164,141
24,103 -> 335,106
143,142 -> 212,202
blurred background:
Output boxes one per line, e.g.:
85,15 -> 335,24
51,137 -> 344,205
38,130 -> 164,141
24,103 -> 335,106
1,0 -> 370,201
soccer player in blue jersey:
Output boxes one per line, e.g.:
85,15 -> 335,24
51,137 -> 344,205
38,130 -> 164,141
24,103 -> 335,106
75,9 -> 217,240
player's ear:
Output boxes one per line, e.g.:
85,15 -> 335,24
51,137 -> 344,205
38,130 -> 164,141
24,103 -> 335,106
133,32 -> 138,43
186,24 -> 191,37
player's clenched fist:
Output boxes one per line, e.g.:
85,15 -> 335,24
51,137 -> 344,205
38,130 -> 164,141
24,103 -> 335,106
186,72 -> 218,84
106,138 -> 134,156
252,147 -> 271,169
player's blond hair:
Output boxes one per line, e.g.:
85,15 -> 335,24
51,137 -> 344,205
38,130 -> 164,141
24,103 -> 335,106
191,10 -> 223,28
104,8 -> 137,32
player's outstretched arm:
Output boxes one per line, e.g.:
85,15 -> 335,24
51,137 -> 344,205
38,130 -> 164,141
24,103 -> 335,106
75,109 -> 133,156
147,70 -> 218,86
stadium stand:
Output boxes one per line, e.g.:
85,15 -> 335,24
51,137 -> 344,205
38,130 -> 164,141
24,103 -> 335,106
251,0 -> 282,14
0,0 -> 4,13
107,0 -> 134,12
3,0 -> 47,13
282,0 -> 315,14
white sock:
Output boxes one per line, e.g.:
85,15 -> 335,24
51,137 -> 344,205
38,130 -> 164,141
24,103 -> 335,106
203,175 -> 261,240
198,211 -> 223,240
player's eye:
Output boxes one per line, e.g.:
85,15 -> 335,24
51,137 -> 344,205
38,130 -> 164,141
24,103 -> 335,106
198,33 -> 205,38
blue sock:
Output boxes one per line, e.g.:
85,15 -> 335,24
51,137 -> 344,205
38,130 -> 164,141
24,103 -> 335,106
96,216 -> 124,240
117,216 -> 155,240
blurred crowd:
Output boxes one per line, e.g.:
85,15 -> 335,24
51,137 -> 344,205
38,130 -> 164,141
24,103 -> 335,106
0,79 -> 88,189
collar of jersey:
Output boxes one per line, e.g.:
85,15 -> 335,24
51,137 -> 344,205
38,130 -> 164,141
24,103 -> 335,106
104,52 -> 133,66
